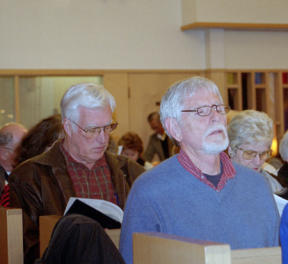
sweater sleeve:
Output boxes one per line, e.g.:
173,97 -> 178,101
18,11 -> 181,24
119,183 -> 162,264
280,204 -> 288,264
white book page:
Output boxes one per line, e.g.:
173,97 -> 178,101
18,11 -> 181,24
274,194 -> 288,216
64,197 -> 123,223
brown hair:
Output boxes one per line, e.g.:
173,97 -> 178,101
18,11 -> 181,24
118,132 -> 143,154
14,114 -> 63,166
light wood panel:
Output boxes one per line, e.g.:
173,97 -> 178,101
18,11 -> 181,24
181,22 -> 288,31
0,208 -> 23,264
133,232 -> 231,264
127,72 -> 201,148
133,232 -> 281,264
103,72 -> 129,142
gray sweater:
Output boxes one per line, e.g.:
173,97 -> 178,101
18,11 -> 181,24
120,155 -> 280,264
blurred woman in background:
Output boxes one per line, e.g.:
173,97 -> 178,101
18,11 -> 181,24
118,132 -> 153,170
227,110 -> 286,195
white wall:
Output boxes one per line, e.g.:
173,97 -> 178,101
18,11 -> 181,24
0,0 -> 205,69
1,0 -> 288,70
224,30 -> 288,69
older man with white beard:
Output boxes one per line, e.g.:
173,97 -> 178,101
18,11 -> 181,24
119,76 -> 280,264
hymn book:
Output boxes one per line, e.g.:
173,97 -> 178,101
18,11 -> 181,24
64,197 -> 123,229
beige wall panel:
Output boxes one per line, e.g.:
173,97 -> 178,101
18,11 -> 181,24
182,0 -> 288,24
103,73 -> 129,142
128,72 -> 201,148
206,70 -> 227,104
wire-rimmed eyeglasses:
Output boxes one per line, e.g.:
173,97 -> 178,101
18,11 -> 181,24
237,147 -> 271,161
70,120 -> 118,138
181,104 -> 230,116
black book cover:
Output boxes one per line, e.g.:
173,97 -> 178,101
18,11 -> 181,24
65,199 -> 121,229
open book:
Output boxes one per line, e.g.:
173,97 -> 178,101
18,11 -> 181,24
274,194 -> 288,216
64,197 -> 123,229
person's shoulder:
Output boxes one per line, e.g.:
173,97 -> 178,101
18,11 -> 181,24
9,158 -> 40,184
133,155 -> 180,186
10,143 -> 63,183
232,162 -> 273,189
106,151 -> 142,168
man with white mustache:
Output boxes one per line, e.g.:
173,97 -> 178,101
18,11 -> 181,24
120,76 -> 279,264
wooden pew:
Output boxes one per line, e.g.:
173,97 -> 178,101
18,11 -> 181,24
39,215 -> 121,256
133,232 -> 282,264
0,207 -> 23,264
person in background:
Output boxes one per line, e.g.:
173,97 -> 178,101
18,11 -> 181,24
0,122 -> 27,174
14,114 -> 63,167
118,132 -> 153,170
119,77 -> 279,264
9,83 -> 145,264
227,110 -> 286,195
0,122 -> 27,207
143,111 -> 175,163
278,130 -> 288,188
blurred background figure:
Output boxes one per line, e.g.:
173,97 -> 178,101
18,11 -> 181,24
118,132 -> 153,170
13,114 -> 63,167
0,122 -> 27,207
228,110 -> 286,196
0,122 -> 27,174
143,112 -> 175,164
278,131 -> 288,188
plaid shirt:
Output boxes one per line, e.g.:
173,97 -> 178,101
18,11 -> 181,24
61,145 -> 117,205
177,149 -> 235,191
0,183 -> 10,207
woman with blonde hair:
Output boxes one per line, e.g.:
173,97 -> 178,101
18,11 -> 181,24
228,109 -> 285,194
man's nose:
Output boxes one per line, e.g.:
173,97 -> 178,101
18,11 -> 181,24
97,129 -> 107,143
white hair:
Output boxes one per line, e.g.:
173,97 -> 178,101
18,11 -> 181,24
60,83 -> 116,122
228,110 -> 273,155
160,76 -> 223,140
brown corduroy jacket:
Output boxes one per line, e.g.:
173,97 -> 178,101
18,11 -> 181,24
9,140 -> 145,264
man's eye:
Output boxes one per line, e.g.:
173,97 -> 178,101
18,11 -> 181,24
245,151 -> 256,155
87,128 -> 97,133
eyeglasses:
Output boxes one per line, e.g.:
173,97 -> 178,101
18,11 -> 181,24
237,147 -> 271,161
181,104 -> 230,116
70,120 -> 118,138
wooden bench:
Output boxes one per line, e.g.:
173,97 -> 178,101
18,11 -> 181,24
133,232 -> 282,264
0,207 -> 23,264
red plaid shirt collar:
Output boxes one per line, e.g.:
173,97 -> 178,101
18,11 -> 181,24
60,144 -> 117,204
177,149 -> 235,191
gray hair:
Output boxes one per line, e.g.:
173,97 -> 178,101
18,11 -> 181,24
160,76 -> 223,139
279,131 -> 288,161
60,83 -> 116,122
228,110 -> 273,154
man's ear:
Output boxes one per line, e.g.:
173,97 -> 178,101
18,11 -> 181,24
0,148 -> 9,161
63,118 -> 72,137
164,117 -> 182,143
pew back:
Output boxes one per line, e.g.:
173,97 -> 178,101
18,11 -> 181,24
133,232 -> 281,264
0,208 -> 23,264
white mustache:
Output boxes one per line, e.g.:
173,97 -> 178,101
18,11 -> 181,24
203,124 -> 227,139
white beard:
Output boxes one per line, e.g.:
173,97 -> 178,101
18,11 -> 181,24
202,124 -> 229,154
